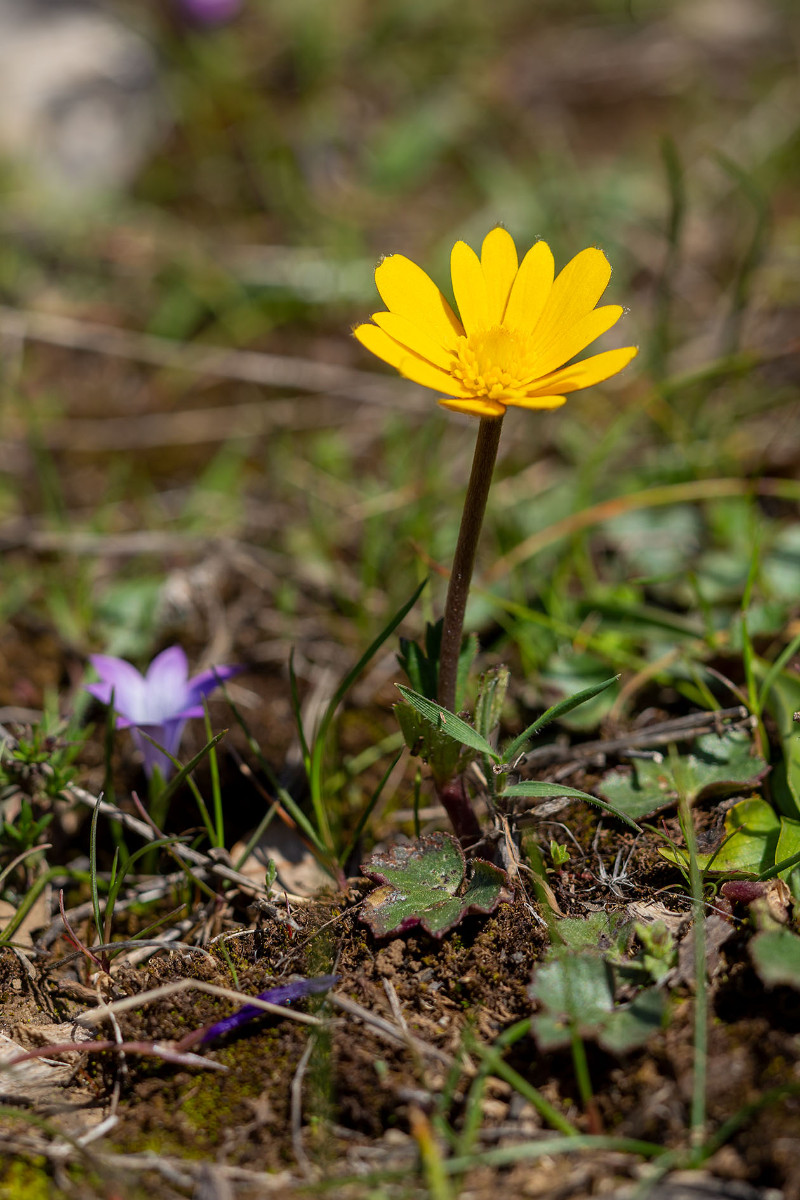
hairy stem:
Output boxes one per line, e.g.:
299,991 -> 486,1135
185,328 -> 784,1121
437,416 -> 504,714
435,773 -> 483,847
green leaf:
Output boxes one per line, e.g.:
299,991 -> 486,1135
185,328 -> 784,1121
399,637 -> 430,696
554,911 -> 633,958
761,669 -> 800,819
634,921 -> 678,983
770,816 -> 800,896
602,505 -> 701,578
502,781 -> 641,831
475,666 -> 510,743
751,928 -> 800,990
398,618 -> 441,699
456,632 -> 479,711
762,526 -> 800,603
599,989 -> 667,1055
503,675 -> 619,763
394,699 -> 461,781
394,685 -> 500,760
309,579 -> 427,849
597,759 -> 679,822
597,729 -> 769,821
532,955 -> 614,1028
659,797 -> 780,875
529,953 -> 665,1053
397,620 -> 477,710
534,656 -> 619,733
360,832 -> 510,939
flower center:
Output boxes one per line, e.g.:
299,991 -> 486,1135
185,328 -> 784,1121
451,326 -> 532,399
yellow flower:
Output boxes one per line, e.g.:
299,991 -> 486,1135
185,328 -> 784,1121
354,228 -> 637,418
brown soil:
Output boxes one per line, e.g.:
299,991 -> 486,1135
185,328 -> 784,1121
0,851 -> 798,1200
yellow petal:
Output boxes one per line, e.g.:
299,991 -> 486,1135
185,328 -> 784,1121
353,322 -> 407,370
451,240 -> 490,335
375,255 -> 463,350
526,345 -> 638,396
503,394 -> 567,411
439,396 -> 506,418
372,311 -> 455,371
527,305 -> 623,380
481,228 -> 518,325
503,241 -> 554,335
353,322 -> 468,396
532,247 -> 612,348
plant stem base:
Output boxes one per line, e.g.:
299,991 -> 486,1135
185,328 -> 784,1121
435,773 -> 483,846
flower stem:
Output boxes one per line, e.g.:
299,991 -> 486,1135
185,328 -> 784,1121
437,416 -> 504,714
436,773 -> 482,846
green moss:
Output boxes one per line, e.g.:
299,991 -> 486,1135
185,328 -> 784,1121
110,1024 -> 300,1162
180,1073 -> 250,1143
182,1040 -> 276,1138
0,1159 -> 60,1200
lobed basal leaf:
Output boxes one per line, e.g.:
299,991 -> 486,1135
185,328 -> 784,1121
597,729 -> 769,821
530,940 -> 666,1053
360,831 -> 512,939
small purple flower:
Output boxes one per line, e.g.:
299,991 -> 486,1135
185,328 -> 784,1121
199,975 -> 339,1044
175,0 -> 243,26
85,646 -> 239,778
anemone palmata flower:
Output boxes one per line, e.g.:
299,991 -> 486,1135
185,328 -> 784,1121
354,227 -> 636,417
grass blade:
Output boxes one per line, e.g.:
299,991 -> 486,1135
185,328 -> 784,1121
502,781 -> 641,831
308,579 -> 427,849
338,748 -> 404,867
502,676 -> 619,764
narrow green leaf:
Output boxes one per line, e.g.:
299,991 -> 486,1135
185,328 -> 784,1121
739,610 -> 758,717
220,685 -> 329,855
757,630 -> 800,716
141,729 -> 227,812
502,780 -> 641,831
89,800 -> 103,948
338,748 -> 404,867
502,676 -> 619,764
475,666 -> 510,742
288,648 -> 311,775
455,632 -> 479,711
760,669 -> 800,819
395,685 -> 499,760
398,636 -> 428,696
309,579 -> 428,847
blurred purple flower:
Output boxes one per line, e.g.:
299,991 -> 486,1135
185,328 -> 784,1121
200,975 -> 339,1044
86,646 -> 239,778
176,0 -> 243,26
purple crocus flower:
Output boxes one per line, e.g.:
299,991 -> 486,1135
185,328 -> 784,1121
175,0 -> 243,26
85,646 -> 239,778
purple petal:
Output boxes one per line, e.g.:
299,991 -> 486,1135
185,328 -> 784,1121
86,648 -> 239,778
85,680 -> 115,707
184,663 -> 242,710
86,655 -> 148,722
131,719 -> 187,779
200,975 -> 338,1044
177,0 -> 243,25
143,647 -> 191,723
